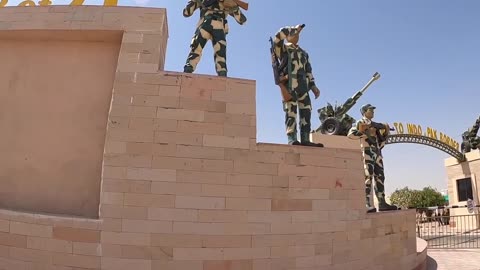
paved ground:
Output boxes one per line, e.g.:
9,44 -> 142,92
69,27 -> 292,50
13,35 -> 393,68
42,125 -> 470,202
427,249 -> 480,270
426,235 -> 480,248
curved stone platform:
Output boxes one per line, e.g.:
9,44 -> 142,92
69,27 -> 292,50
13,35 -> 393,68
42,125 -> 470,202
0,5 -> 426,270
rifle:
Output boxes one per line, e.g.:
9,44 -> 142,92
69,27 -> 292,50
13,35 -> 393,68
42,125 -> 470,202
365,121 -> 394,144
370,121 -> 395,131
269,37 -> 280,85
232,0 -> 249,10
223,0 -> 249,11
269,37 -> 292,101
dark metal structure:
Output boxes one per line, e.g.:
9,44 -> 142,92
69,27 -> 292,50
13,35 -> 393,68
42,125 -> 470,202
386,134 -> 466,162
461,116 -> 480,153
416,206 -> 480,249
316,72 -> 381,136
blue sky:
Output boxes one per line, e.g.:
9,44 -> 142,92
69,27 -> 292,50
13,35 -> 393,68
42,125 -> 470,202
7,0 -> 479,196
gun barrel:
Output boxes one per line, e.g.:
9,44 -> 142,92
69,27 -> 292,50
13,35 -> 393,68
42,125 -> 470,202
359,72 -> 380,94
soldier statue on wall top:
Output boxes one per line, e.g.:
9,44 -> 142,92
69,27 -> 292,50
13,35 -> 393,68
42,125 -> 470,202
269,24 -> 324,147
461,116 -> 480,153
182,0 -> 249,77
348,104 -> 398,213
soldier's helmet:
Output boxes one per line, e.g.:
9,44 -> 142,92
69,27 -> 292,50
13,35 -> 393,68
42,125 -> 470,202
289,24 -> 305,36
360,104 -> 376,115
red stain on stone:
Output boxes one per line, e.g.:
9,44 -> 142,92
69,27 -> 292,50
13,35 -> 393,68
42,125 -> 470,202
335,180 -> 343,188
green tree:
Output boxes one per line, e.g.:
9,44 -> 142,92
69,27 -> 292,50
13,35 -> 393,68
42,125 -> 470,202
390,186 -> 446,209
389,187 -> 416,209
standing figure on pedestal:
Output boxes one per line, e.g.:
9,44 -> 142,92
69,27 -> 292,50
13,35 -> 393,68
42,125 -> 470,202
270,24 -> 323,147
348,104 -> 398,213
182,0 -> 248,77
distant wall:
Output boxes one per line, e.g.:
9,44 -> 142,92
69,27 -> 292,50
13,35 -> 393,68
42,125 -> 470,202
0,6 -> 168,218
0,30 -> 121,218
445,151 -> 480,228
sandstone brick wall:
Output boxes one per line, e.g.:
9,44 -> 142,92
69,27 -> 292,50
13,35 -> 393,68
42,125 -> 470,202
0,5 -> 423,270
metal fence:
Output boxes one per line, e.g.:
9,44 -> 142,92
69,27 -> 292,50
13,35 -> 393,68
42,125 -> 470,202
416,207 -> 480,249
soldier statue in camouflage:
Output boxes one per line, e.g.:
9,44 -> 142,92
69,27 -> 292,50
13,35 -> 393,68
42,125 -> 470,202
348,104 -> 398,213
271,24 -> 323,147
182,0 -> 247,77
461,116 -> 480,153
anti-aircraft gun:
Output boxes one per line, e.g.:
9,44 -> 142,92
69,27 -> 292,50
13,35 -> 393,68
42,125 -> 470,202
461,116 -> 480,153
316,72 -> 381,135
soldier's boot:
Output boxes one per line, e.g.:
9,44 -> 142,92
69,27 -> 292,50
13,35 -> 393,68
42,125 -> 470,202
378,198 -> 398,211
366,191 -> 376,213
287,133 -> 301,145
184,66 -> 194,73
217,71 -> 227,77
366,200 -> 376,213
300,132 -> 324,147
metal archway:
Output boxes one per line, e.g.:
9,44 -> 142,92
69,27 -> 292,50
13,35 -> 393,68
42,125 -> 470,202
385,134 -> 466,162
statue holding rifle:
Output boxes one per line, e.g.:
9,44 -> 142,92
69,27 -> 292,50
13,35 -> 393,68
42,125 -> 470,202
461,116 -> 480,153
348,104 -> 398,213
182,0 -> 249,77
269,24 -> 323,147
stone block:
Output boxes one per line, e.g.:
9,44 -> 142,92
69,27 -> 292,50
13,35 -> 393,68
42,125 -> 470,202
177,170 -> 227,185
203,260 -> 253,270
9,247 -> 53,264
73,242 -> 102,256
227,173 -> 272,187
154,131 -> 203,146
175,196 -> 226,210
147,207 -> 198,222
101,258 -> 151,270
124,194 -> 175,208
151,182 -> 202,196
52,253 -> 101,269
122,219 -> 173,233
198,210 -> 248,223
53,227 -> 100,243
177,121 -> 224,135
203,135 -> 250,149
226,198 -> 271,211
10,222 -> 52,238
101,231 -> 150,246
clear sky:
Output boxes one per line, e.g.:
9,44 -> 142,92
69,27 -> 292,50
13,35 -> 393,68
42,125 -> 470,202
7,0 -> 479,196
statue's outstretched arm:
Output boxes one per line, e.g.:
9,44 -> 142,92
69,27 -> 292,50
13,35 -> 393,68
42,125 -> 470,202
228,7 -> 247,25
183,0 -> 199,17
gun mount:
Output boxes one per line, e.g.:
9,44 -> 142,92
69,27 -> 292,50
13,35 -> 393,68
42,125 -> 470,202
461,116 -> 480,153
316,72 -> 381,135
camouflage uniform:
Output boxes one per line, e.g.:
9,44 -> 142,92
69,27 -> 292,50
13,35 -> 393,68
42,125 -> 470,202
348,104 -> 397,212
272,25 -> 320,145
461,116 -> 480,153
183,0 -> 247,77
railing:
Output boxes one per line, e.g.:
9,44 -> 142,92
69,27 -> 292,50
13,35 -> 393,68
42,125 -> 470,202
416,206 -> 480,249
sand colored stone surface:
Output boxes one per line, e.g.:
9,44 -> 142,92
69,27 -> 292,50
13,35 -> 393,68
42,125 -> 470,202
0,5 -> 425,270
445,151 -> 480,221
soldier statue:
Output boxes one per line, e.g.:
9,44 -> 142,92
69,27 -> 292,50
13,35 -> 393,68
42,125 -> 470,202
348,104 -> 398,213
270,24 -> 323,147
461,116 -> 480,153
182,0 -> 248,77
